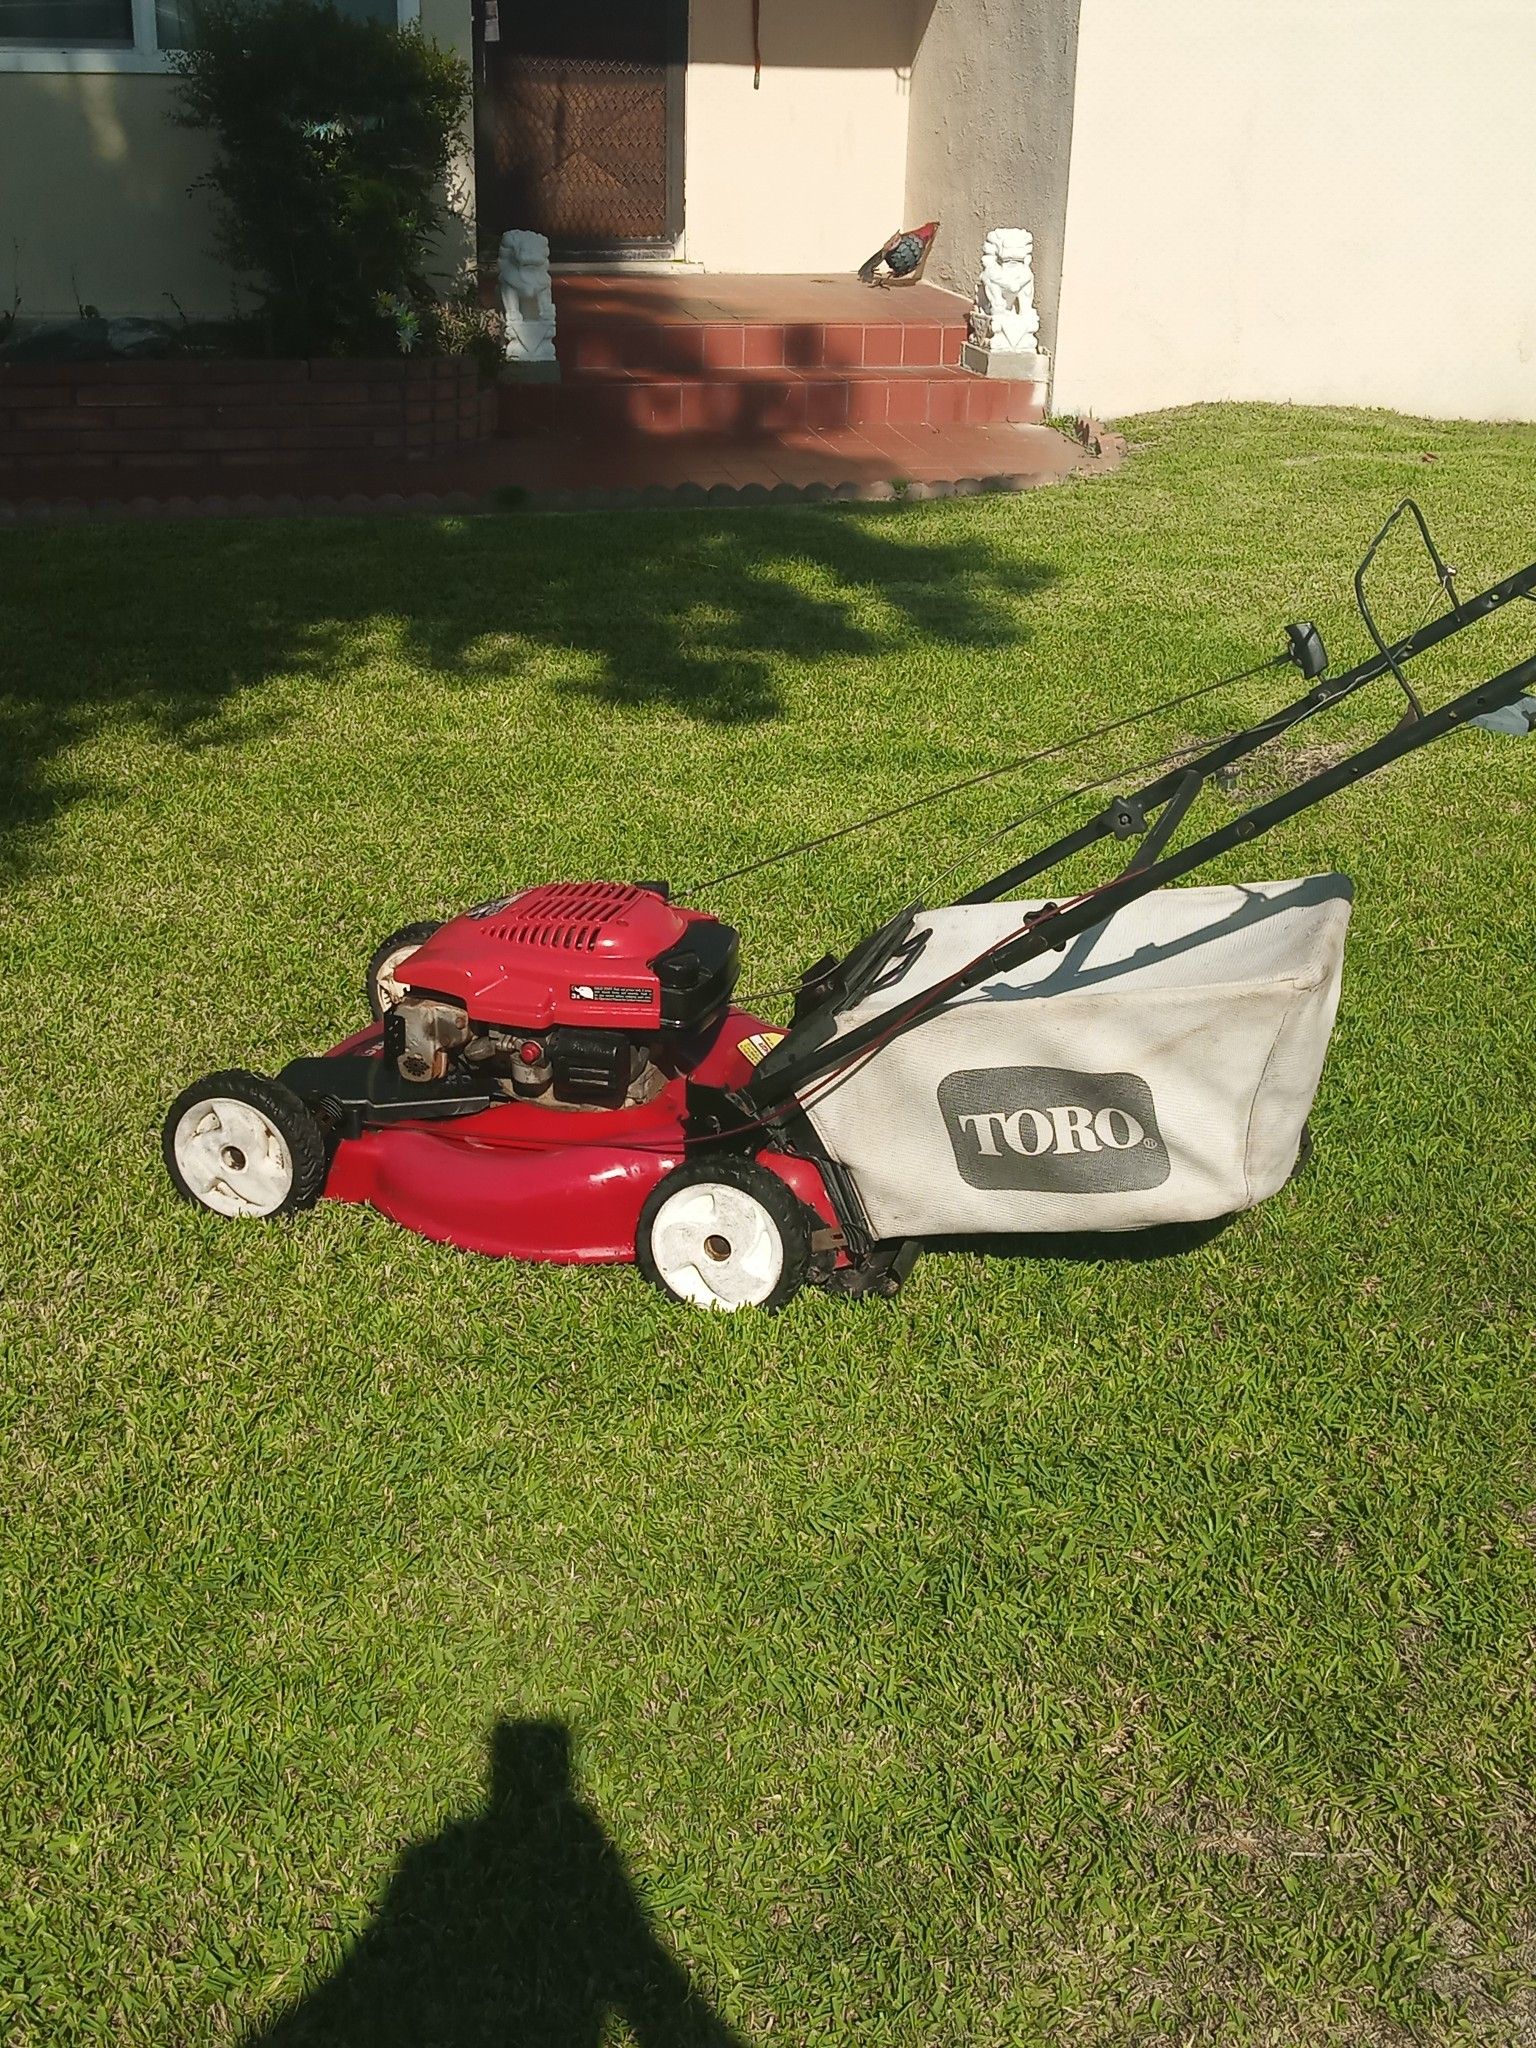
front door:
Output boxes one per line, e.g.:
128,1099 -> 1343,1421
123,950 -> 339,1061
474,0 -> 686,260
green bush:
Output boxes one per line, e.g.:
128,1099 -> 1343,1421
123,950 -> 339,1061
422,273 -> 507,377
171,0 -> 470,358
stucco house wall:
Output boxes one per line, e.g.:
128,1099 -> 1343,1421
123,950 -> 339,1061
0,73 -> 226,320
683,0 -> 916,275
903,0 -> 1079,354
0,0 -> 474,323
10,0 -> 1534,431
1053,0 -> 1536,422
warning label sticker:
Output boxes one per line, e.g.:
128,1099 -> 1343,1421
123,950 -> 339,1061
570,983 -> 654,1004
737,1031 -> 786,1066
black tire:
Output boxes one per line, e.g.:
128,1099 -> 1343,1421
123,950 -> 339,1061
637,1154 -> 812,1312
366,920 -> 443,1019
163,1068 -> 328,1219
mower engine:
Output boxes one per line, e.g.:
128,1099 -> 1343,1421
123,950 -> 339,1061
377,882 -> 740,1110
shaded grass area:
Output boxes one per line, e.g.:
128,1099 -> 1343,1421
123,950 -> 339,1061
3,405 -> 1535,2045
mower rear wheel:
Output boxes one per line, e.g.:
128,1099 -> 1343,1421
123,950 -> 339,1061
638,1156 -> 811,1312
163,1069 -> 328,1220
366,920 -> 443,1019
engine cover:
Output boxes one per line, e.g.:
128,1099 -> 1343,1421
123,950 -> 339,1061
394,882 -> 740,1036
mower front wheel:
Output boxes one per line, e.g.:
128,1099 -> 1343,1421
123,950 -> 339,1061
366,920 -> 443,1019
637,1156 -> 811,1312
163,1069 -> 328,1220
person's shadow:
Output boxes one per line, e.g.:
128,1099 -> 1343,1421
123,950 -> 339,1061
249,1719 -> 747,2047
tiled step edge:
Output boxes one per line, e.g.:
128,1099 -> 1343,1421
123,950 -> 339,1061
560,319 -> 970,374
499,374 -> 1047,435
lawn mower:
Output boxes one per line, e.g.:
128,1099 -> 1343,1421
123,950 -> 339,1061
163,502 -> 1536,1309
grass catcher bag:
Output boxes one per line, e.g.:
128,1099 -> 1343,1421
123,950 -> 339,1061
803,875 -> 1353,1239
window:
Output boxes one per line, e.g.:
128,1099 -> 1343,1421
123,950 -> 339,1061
0,0 -> 133,42
0,0 -> 416,71
152,0 -> 401,47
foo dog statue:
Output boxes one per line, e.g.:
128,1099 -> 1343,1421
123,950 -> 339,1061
971,227 -> 1041,357
498,229 -> 557,366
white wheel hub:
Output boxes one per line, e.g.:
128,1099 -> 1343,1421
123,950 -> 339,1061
375,943 -> 422,1012
648,1181 -> 786,1311
172,1096 -> 295,1218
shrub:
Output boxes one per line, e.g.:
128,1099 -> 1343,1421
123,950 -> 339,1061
171,0 -> 470,359
420,275 -> 506,376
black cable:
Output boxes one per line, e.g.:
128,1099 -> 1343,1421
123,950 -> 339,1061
923,733 -> 1217,901
741,715 -> 1281,1005
714,514 -> 1470,981
701,503 -> 1481,902
682,650 -> 1290,894
735,733 -> 1220,1008
738,656 -> 1375,998
934,555 -> 1471,907
738,581 -> 1456,997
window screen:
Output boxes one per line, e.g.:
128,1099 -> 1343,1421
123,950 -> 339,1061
0,0 -> 133,39
155,0 -> 396,46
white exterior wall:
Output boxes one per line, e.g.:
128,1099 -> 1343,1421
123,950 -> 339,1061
904,0 -> 1079,353
1053,0 -> 1536,421
684,0 -> 915,274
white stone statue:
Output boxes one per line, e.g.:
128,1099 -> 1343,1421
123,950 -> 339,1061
972,227 -> 1041,356
498,229 -> 556,364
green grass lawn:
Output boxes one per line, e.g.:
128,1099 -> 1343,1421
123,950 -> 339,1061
4,404 -> 1535,2046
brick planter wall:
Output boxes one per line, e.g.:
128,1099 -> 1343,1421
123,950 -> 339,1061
0,355 -> 494,482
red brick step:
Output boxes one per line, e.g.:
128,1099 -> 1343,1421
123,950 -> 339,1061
500,365 -> 1045,438
558,314 -> 969,375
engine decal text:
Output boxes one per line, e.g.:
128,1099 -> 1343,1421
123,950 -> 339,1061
570,983 -> 654,1004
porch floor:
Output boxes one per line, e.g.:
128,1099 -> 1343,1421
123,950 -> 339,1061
550,271 -> 972,348
552,274 -> 962,320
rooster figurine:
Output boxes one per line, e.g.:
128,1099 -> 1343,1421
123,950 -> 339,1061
857,220 -> 940,288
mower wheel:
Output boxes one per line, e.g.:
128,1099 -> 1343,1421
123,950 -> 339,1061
637,1156 -> 811,1312
366,920 -> 443,1018
163,1069 -> 328,1220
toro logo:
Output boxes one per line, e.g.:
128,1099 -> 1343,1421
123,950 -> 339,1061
938,1065 -> 1169,1195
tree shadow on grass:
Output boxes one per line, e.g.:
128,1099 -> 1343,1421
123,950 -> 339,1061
0,504 -> 1058,878
248,1719 -> 747,2048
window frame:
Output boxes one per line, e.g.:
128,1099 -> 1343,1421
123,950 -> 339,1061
0,0 -> 419,72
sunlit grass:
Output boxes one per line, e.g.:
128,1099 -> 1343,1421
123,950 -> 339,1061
3,403 -> 1534,2045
